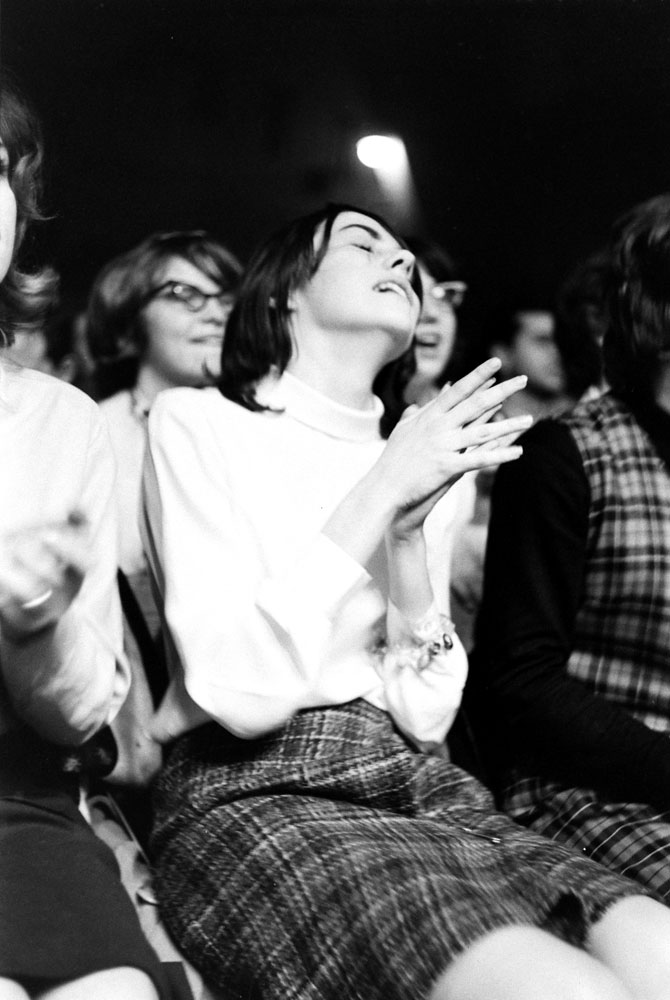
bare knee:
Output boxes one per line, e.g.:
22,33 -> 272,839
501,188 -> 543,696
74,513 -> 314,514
34,968 -> 159,1000
589,894 -> 670,1000
430,925 -> 634,1000
0,979 -> 30,1000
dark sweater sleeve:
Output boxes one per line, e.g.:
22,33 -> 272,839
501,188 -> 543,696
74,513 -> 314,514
471,418 -> 670,810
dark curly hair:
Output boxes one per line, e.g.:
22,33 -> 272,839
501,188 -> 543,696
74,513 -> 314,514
605,193 -> 670,400
0,73 -> 57,345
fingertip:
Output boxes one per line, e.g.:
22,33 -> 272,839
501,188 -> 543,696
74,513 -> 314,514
496,445 -> 524,464
401,403 -> 419,422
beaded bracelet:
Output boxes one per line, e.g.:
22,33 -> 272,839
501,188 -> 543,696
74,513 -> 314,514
372,612 -> 455,674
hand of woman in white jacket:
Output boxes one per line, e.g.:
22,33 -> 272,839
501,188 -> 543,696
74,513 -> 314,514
0,512 -> 90,642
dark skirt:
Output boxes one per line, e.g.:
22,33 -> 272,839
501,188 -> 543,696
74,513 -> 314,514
151,700 -> 644,1000
0,729 -> 165,994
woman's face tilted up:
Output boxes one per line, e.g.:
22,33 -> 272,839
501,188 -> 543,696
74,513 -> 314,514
0,137 -> 17,285
290,210 -> 420,359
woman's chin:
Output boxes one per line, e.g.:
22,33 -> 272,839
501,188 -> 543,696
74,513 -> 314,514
415,359 -> 444,384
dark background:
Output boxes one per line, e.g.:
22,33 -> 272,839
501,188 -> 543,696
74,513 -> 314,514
4,0 -> 670,312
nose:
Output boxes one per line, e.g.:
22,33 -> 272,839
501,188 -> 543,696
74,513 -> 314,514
385,246 -> 415,277
200,295 -> 228,325
420,290 -> 440,322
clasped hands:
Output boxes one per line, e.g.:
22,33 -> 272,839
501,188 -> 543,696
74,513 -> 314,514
381,357 -> 533,539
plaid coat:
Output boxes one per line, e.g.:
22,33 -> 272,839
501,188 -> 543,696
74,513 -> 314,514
503,393 -> 670,899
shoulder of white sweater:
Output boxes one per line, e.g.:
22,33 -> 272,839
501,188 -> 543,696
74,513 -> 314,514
150,385 -> 252,422
2,360 -> 100,423
149,383 -> 287,435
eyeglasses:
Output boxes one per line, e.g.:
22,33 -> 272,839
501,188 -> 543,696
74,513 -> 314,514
427,281 -> 467,309
143,280 -> 235,314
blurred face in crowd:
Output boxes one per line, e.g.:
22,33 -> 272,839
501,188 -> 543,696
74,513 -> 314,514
4,329 -> 51,372
139,255 -> 234,385
412,264 -> 459,385
4,328 -> 78,382
0,138 -> 17,285
500,310 -> 566,398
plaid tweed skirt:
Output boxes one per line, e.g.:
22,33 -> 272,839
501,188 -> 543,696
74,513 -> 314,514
150,700 -> 643,1000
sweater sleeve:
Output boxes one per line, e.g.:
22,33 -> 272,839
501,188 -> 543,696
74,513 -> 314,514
0,407 -> 129,745
143,395 -> 375,740
472,419 -> 670,810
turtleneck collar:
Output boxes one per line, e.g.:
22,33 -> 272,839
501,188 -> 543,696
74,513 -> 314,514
259,370 -> 384,442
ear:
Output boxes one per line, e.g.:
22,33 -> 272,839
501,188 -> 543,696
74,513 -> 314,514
269,294 -> 295,310
285,288 -> 299,313
55,354 -> 78,385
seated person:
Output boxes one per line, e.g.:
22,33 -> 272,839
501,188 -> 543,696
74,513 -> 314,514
374,238 -> 467,423
448,294 -> 575,651
0,75 -> 163,999
374,239 -> 475,639
469,192 -> 670,903
485,298 -> 570,420
555,248 -> 612,402
142,202 -> 670,1000
86,230 -> 242,626
4,300 -> 87,388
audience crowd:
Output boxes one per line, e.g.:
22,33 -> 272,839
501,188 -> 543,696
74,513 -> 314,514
5,71 -> 670,1000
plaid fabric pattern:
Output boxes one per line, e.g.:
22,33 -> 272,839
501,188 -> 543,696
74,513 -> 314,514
508,778 -> 670,902
151,701 -> 641,1000
503,393 -> 670,900
566,394 -> 670,727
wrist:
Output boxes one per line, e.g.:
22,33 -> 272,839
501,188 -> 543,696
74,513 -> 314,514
386,522 -> 425,548
373,610 -> 456,674
386,532 -> 431,621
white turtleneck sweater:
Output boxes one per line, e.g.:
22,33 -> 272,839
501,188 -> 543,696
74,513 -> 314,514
142,372 -> 470,748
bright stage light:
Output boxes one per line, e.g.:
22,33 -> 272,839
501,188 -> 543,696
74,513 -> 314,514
356,135 -> 407,171
354,132 -> 420,231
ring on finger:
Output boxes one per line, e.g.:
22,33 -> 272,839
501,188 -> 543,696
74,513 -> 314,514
21,588 -> 54,611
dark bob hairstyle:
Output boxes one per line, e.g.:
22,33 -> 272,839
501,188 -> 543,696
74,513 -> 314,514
217,203 -> 423,411
0,74 -> 57,345
605,193 -> 670,400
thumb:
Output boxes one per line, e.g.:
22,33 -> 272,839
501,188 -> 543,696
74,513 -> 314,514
400,403 -> 420,422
